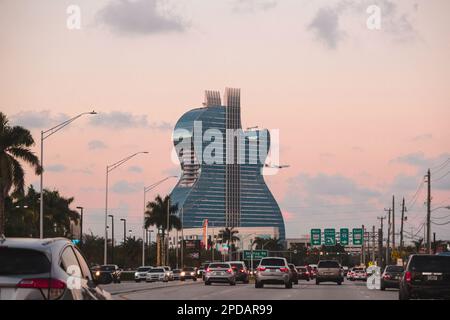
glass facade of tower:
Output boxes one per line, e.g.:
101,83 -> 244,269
170,100 -> 286,240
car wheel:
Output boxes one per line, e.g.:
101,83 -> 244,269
307,278 -> 310,282
337,281 -> 342,285
255,281 -> 263,288
193,278 -> 197,282
180,278 -> 185,282
205,281 -> 211,286
316,279 -> 320,285
244,279 -> 249,284
230,281 -> 236,286
294,280 -> 299,285
285,281 -> 293,289
380,284 -> 386,291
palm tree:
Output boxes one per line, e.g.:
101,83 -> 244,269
217,227 -> 240,247
144,195 -> 181,264
0,112 -> 42,235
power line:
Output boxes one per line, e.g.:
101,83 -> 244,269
406,180 -> 425,211
431,220 -> 450,226
433,171 -> 450,182
431,157 -> 450,171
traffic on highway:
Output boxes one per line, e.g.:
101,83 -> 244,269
1,236 -> 449,300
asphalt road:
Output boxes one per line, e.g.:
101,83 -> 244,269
102,280 -> 399,300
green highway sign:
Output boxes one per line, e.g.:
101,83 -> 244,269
311,229 -> 321,246
352,228 -> 364,245
324,228 -> 336,246
243,250 -> 268,260
340,228 -> 349,245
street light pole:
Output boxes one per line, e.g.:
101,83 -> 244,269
108,214 -> 114,264
104,151 -> 148,265
76,206 -> 84,247
142,176 -> 177,266
40,111 -> 97,239
120,219 -> 126,244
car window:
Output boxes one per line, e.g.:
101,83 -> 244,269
137,267 -> 151,272
73,247 -> 93,280
230,263 -> 244,270
385,266 -> 404,273
183,267 -> 195,271
318,261 -> 340,268
410,256 -> 450,272
0,248 -> 50,275
209,263 -> 230,268
60,246 -> 82,277
100,265 -> 116,271
260,258 -> 286,266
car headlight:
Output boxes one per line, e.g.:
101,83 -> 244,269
190,272 -> 195,276
95,271 -> 100,277
181,272 -> 185,276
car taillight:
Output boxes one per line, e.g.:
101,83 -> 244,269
227,268 -> 233,274
280,267 -> 289,273
17,278 -> 66,300
383,274 -> 391,279
405,271 -> 412,283
257,267 -> 266,272
206,268 -> 211,272
306,272 -> 309,275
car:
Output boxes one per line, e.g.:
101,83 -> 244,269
180,267 -> 197,281
399,254 -> 450,300
288,264 -> 299,285
197,262 -> 210,279
347,268 -> 355,281
352,267 -> 367,281
342,266 -> 349,276
255,257 -> 292,289
437,252 -> 450,256
134,266 -> 152,282
296,266 -> 311,281
204,262 -> 236,286
146,267 -> 169,282
172,269 -> 181,280
380,265 -> 404,290
0,237 -> 111,300
316,260 -> 343,285
308,264 -> 318,279
162,266 -> 174,281
229,261 -> 249,283
93,264 -> 122,284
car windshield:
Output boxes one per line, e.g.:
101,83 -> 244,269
209,263 -> 230,269
150,268 -> 165,273
385,266 -> 404,273
173,270 -> 181,273
137,267 -> 151,272
230,263 -> 244,270
183,267 -> 194,271
260,258 -> 285,266
0,248 -> 50,275
100,265 -> 116,271
297,267 -> 306,272
318,261 -> 340,268
410,256 -> 450,272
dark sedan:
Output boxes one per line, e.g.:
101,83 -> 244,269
381,265 -> 404,290
296,266 -> 311,281
180,267 -> 197,281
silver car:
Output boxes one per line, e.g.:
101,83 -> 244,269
255,257 -> 292,289
0,237 -> 111,300
204,263 -> 236,286
134,266 -> 152,282
146,267 -> 168,282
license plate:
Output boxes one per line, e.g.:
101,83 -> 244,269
427,275 -> 438,281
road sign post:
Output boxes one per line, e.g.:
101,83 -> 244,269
324,228 -> 336,246
311,229 -> 321,246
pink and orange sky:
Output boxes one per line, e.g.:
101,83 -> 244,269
1,0 -> 449,242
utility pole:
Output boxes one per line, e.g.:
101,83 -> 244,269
385,208 -> 391,265
377,216 -> 385,267
426,169 -> 432,254
361,224 -> 365,265
372,225 -> 376,262
392,195 -> 395,250
433,232 -> 436,254
400,198 -> 405,251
